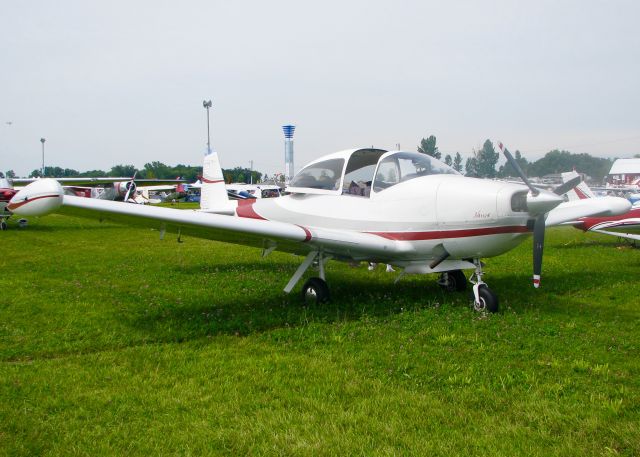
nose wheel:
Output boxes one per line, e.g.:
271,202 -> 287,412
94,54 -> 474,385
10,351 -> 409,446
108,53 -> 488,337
469,259 -> 499,313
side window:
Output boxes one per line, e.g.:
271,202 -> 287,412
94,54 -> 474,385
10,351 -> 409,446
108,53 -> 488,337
343,164 -> 376,196
289,158 -> 344,190
373,158 -> 399,192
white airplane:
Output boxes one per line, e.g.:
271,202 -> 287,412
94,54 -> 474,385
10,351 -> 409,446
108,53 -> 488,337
543,171 -> 631,227
9,143 -> 595,312
556,171 -> 640,241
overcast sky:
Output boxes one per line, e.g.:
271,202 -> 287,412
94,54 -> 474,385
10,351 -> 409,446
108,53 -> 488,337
1,0 -> 639,177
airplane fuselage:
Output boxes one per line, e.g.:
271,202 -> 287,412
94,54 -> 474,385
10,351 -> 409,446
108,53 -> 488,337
230,174 -> 533,262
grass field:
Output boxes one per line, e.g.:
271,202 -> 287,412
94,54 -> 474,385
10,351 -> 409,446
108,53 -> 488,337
1,211 -> 639,456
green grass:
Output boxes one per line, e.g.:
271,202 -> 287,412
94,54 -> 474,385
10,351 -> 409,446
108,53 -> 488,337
1,214 -> 639,456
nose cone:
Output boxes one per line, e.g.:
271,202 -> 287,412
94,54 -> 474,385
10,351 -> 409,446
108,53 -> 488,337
603,196 -> 632,216
526,190 -> 564,215
7,179 -> 64,216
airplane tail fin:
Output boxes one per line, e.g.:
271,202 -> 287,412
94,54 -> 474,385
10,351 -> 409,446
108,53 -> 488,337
200,149 -> 230,210
561,171 -> 595,201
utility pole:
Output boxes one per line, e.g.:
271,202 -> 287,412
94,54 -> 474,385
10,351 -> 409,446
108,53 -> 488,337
40,138 -> 46,177
202,100 -> 212,154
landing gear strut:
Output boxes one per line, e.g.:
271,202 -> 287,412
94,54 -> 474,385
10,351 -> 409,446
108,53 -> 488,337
284,251 -> 332,305
469,259 -> 499,313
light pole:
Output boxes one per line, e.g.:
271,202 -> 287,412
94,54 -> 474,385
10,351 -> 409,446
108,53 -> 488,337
202,100 -> 212,154
40,138 -> 46,177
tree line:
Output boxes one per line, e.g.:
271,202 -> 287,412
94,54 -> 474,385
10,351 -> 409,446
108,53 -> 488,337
14,163 -> 262,184
417,135 -> 617,181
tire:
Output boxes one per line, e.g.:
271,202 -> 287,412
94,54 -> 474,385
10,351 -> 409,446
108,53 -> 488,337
440,270 -> 467,292
474,285 -> 499,313
0,220 -> 7,231
301,277 -> 330,305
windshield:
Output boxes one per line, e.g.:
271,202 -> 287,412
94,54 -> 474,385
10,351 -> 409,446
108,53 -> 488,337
373,152 -> 459,192
289,158 -> 345,191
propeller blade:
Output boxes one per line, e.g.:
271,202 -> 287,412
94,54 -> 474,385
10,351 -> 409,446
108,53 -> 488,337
551,176 -> 581,196
532,214 -> 545,288
123,171 -> 138,202
497,141 -> 539,196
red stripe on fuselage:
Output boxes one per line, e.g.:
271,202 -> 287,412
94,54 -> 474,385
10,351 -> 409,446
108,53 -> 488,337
369,225 -> 530,241
6,194 -> 60,211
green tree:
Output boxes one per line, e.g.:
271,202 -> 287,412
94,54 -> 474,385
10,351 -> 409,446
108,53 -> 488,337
444,154 -> 453,166
79,169 -> 108,177
5,170 -> 16,178
527,150 -> 612,180
418,135 -> 441,160
109,164 -> 138,177
453,152 -> 463,173
498,149 -> 529,177
142,162 -> 173,179
476,139 -> 499,178
222,167 -> 262,184
465,156 -> 479,177
29,166 -> 80,178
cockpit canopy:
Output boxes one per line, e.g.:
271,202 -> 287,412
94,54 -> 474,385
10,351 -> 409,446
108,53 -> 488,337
287,148 -> 460,196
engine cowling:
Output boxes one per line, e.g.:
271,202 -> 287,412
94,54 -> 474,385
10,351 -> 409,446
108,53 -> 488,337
7,179 -> 64,216
113,181 -> 137,198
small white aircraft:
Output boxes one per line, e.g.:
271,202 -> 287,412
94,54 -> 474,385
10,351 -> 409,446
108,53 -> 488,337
556,171 -> 640,241
9,143 -> 589,312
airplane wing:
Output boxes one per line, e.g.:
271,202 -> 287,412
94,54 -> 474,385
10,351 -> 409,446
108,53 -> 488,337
52,195 -> 403,260
590,229 -> 640,241
545,197 -> 631,227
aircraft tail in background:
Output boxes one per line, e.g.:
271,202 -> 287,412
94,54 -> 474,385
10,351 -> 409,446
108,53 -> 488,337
199,149 -> 235,214
561,171 -> 596,200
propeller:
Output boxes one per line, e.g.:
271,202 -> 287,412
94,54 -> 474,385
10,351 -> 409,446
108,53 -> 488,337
498,141 -> 562,288
551,175 -> 581,196
123,171 -> 138,202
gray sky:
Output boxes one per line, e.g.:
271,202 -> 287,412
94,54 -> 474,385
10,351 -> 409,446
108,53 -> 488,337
1,0 -> 639,177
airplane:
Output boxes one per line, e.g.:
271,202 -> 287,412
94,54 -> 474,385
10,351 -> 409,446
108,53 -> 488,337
0,175 -> 189,228
543,171 -> 631,228
557,171 -> 640,242
9,141 -> 575,313
1,176 -> 21,230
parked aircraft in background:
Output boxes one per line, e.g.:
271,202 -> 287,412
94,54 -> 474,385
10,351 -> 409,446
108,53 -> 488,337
1,175 -> 185,228
1,177 -> 21,230
558,172 -> 640,242
225,183 -> 282,199
543,172 -> 630,227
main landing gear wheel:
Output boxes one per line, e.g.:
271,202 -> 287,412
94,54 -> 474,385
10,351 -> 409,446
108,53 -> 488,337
0,220 -> 7,231
438,270 -> 467,292
301,277 -> 330,305
473,285 -> 499,313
